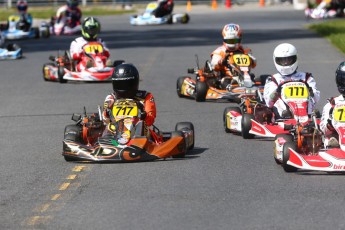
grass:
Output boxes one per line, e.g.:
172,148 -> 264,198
0,6 -> 136,21
308,19 -> 345,54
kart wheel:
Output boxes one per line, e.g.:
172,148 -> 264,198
282,141 -> 298,172
167,15 -> 173,24
195,81 -> 208,102
175,122 -> 194,150
223,106 -> 241,133
241,113 -> 255,139
42,62 -> 55,81
58,66 -> 67,83
34,27 -> 40,39
63,125 -> 83,162
274,134 -> 293,164
176,76 -> 187,98
171,131 -> 186,158
181,14 -> 189,24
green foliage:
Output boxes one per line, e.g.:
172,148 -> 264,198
308,19 -> 345,54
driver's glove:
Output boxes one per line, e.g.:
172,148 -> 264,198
269,90 -> 279,103
139,111 -> 147,120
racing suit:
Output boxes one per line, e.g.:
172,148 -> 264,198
320,95 -> 344,147
210,45 -> 256,89
153,0 -> 174,17
17,13 -> 32,31
54,5 -> 82,28
70,37 -> 110,71
102,90 -> 157,136
263,72 -> 320,119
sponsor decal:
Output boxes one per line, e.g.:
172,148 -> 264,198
333,164 -> 345,170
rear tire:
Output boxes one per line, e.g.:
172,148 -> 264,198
241,113 -> 255,139
181,14 -> 189,24
195,80 -> 208,102
175,122 -> 194,150
274,134 -> 293,164
223,106 -> 241,133
282,141 -> 298,172
177,76 -> 187,97
34,27 -> 40,39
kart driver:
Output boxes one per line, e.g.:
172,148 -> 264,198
210,23 -> 257,90
102,63 -> 157,136
8,0 -> 32,32
152,0 -> 174,18
263,43 -> 320,119
70,17 -> 111,71
52,0 -> 82,29
320,61 -> 345,148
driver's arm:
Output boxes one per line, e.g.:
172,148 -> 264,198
143,93 -> 156,126
263,77 -> 278,108
320,101 -> 334,135
306,76 -> 321,104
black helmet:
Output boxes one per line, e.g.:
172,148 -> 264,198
112,63 -> 139,98
336,61 -> 345,96
81,17 -> 101,41
67,0 -> 79,9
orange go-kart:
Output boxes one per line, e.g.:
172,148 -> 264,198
62,99 -> 195,162
176,54 -> 266,102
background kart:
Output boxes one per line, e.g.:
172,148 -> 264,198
42,42 -> 119,83
276,104 -> 345,173
1,14 -> 49,40
0,43 -> 22,60
130,2 -> 189,25
49,14 -> 81,36
177,54 -> 265,102
62,101 -> 195,162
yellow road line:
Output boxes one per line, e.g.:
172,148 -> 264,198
59,182 -> 70,191
72,166 -> 85,172
26,216 -> 52,226
51,194 -> 61,201
66,174 -> 77,180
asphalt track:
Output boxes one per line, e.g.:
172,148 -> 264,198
1,4 -> 345,230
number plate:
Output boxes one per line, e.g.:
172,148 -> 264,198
232,54 -> 251,67
333,105 -> 345,122
83,43 -> 103,54
112,99 -> 139,120
281,82 -> 309,99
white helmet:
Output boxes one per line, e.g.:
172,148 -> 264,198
222,24 -> 242,51
273,43 -> 298,76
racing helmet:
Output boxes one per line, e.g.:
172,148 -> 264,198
16,0 -> 28,13
112,63 -> 140,98
273,43 -> 298,76
222,23 -> 242,51
67,0 -> 79,9
336,61 -> 345,96
81,17 -> 101,41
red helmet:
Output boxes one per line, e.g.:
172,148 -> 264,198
222,23 -> 242,51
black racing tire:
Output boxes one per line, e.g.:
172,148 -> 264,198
223,106 -> 241,133
34,27 -> 40,39
181,14 -> 189,24
171,131 -> 186,158
63,125 -> 83,162
175,122 -> 194,150
241,113 -> 255,139
195,80 -> 208,102
282,141 -> 298,172
167,15 -> 173,24
274,134 -> 293,164
58,66 -> 67,83
176,76 -> 187,98
42,62 -> 55,81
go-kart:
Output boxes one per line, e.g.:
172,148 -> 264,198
177,54 -> 265,102
1,14 -> 49,40
62,99 -> 195,162
49,14 -> 81,36
130,2 -> 189,25
249,81 -> 317,139
43,41 -> 117,83
0,43 -> 22,60
276,103 -> 345,173
222,80 -> 271,139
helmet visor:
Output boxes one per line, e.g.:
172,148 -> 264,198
336,72 -> 345,87
275,55 -> 297,66
223,38 -> 241,45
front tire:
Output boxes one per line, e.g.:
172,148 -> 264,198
241,113 -> 255,139
58,66 -> 67,83
274,134 -> 293,164
181,14 -> 189,24
63,125 -> 83,162
171,131 -> 186,158
177,76 -> 187,97
175,122 -> 194,150
42,62 -> 55,81
195,81 -> 208,102
282,141 -> 298,172
223,106 -> 241,133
